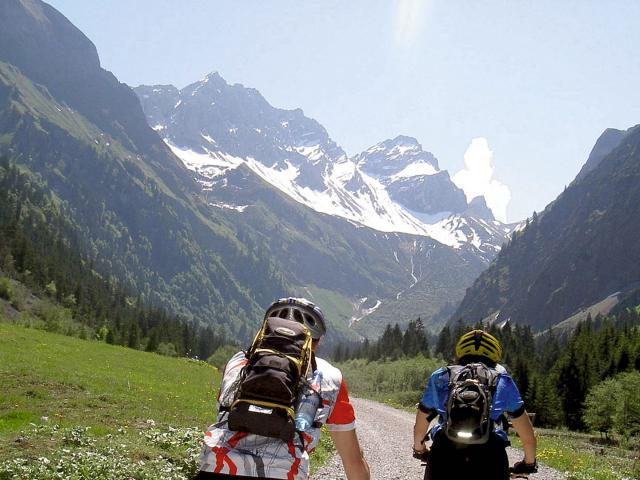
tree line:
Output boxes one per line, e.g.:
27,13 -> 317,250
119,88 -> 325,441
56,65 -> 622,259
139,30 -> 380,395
332,303 -> 640,434
436,312 -> 640,432
332,318 -> 431,362
0,157 -> 229,359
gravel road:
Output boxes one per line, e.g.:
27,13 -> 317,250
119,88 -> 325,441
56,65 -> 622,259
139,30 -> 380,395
313,398 -> 565,480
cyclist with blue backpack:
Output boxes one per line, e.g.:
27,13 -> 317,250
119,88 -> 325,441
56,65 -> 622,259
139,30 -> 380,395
412,330 -> 537,479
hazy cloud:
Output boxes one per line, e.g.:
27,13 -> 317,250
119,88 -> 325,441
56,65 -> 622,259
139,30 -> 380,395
453,138 -> 512,222
393,0 -> 429,48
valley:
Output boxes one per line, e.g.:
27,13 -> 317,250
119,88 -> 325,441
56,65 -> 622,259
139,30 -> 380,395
0,1 -> 639,479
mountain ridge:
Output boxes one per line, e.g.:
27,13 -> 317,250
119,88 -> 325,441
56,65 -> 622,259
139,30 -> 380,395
450,124 -> 640,331
135,74 -> 510,255
0,1 -> 288,337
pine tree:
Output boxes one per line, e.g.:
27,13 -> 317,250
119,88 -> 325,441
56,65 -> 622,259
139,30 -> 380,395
145,330 -> 159,352
127,323 -> 140,350
435,325 -> 452,359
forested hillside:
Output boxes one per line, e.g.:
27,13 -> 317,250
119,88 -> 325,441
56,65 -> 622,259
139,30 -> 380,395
0,0 -> 289,339
0,158 -> 226,358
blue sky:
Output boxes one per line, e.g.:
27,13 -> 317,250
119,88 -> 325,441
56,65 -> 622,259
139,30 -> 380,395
47,0 -> 640,221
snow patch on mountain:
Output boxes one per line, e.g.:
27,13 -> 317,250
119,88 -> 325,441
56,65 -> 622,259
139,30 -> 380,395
165,132 -> 506,250
390,162 -> 438,179
135,77 -> 512,253
350,299 -> 382,325
209,201 -> 249,212
232,150 -> 468,247
167,142 -> 243,182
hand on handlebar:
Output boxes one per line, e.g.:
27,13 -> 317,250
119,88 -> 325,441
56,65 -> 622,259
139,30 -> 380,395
412,446 -> 429,461
510,459 -> 538,475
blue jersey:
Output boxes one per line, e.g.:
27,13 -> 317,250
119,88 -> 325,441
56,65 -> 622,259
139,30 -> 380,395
419,365 -> 524,442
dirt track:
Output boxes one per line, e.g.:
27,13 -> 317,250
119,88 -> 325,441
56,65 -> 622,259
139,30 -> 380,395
313,398 -> 565,479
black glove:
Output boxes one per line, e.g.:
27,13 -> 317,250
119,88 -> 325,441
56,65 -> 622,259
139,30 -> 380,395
412,447 -> 429,461
510,459 -> 538,474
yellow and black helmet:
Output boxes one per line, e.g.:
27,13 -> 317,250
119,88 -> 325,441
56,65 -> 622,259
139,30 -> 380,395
455,329 -> 503,364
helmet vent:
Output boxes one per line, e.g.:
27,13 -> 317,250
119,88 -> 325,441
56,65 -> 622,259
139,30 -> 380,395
303,313 -> 316,327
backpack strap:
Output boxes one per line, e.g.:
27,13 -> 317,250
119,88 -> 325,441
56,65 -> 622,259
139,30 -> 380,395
479,363 -> 500,394
446,365 -> 463,388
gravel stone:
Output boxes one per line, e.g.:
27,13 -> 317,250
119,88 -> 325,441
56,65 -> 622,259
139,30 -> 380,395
313,398 -> 565,479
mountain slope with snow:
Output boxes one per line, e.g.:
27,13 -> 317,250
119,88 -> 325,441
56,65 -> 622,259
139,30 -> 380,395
135,75 -> 511,259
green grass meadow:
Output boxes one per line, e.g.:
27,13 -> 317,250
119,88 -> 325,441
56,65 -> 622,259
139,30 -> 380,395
0,323 -> 219,478
510,429 -> 639,480
0,323 -> 334,479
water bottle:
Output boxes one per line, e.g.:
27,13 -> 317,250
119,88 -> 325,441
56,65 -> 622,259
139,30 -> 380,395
295,370 -> 323,432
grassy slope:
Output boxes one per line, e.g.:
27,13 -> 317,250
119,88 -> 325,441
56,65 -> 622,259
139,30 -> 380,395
0,323 -> 218,436
0,323 -> 333,478
0,323 -> 219,478
294,285 -> 362,345
509,429 -> 639,480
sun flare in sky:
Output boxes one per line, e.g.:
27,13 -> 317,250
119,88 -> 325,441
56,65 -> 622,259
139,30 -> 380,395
393,0 -> 430,48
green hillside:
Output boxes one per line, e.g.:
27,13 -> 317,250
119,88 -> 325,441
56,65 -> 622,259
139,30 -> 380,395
1,0 -> 292,337
0,323 -> 219,479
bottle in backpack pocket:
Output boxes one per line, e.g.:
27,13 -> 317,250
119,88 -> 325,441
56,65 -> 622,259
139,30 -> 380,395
295,371 -> 323,432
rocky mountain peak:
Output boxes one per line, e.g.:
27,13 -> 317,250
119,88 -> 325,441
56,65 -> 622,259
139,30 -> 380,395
135,72 -> 508,251
356,135 -> 439,178
135,72 -> 344,168
575,125 -> 639,182
465,196 -> 495,222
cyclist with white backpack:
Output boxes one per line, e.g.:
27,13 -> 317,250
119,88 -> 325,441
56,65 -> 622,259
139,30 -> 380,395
412,329 -> 537,479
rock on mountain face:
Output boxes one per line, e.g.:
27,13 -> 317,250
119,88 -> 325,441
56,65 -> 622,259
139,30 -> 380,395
465,197 -> 495,222
135,76 -> 510,257
354,136 -> 468,215
574,127 -> 635,182
451,124 -> 640,331
355,135 -> 439,176
137,73 -> 343,170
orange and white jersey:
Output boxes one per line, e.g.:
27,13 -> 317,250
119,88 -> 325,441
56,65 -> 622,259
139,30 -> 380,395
199,351 -> 356,479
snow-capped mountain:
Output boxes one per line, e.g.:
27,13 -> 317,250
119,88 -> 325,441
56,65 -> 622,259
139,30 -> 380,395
135,73 -> 511,260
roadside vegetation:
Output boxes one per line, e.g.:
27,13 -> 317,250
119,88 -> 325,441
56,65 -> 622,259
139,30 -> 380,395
510,429 -> 639,480
335,311 -> 640,480
339,356 -> 441,407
